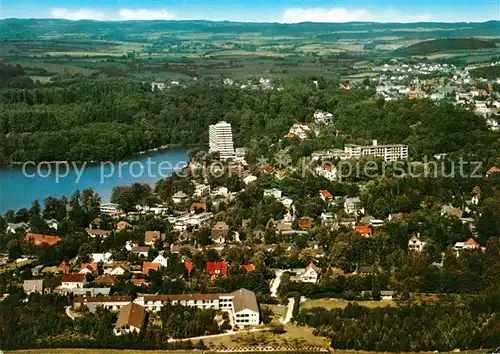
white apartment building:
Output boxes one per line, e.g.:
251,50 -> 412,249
134,288 -> 259,327
209,121 -> 235,160
344,140 -> 408,162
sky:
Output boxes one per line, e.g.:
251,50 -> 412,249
1,0 -> 499,23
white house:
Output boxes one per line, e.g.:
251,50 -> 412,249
300,262 -> 320,283
61,274 -> 87,289
263,188 -> 282,199
211,186 -> 229,197
344,197 -> 364,215
193,183 -> 211,198
286,122 -> 311,140
408,233 -> 427,253
172,191 -> 189,204
315,164 -> 337,181
152,254 -> 168,268
313,110 -> 333,124
243,175 -> 257,185
91,252 -> 113,264
106,264 -> 128,276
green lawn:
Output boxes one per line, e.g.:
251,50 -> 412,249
301,298 -> 396,310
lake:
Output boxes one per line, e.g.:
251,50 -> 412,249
0,148 -> 189,214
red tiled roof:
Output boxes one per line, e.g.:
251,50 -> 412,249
487,166 -> 500,176
184,259 -> 194,273
240,264 -> 256,272
24,233 -> 61,247
263,165 -> 275,173
80,263 -> 98,273
355,225 -> 372,237
320,189 -> 333,199
298,218 -> 313,229
464,238 -> 480,248
322,164 -> 335,172
191,202 -> 207,211
61,273 -> 86,283
142,262 -> 161,274
205,261 -> 228,276
306,261 -> 319,273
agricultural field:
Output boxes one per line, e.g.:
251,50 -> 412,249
1,19 -> 498,82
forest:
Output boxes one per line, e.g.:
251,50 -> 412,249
295,290 -> 500,352
0,71 -> 499,166
396,38 -> 497,56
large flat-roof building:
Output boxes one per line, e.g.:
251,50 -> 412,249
134,288 -> 259,326
344,140 -> 408,162
209,121 -> 235,160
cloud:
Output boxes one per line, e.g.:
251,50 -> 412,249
51,8 -> 105,21
281,7 -> 433,23
119,9 -> 174,21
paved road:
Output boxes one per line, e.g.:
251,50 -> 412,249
167,327 -> 270,343
270,269 -> 284,297
65,306 -> 76,320
281,297 -> 295,324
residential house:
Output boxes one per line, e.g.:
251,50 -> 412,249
193,183 -> 211,198
381,290 -> 394,300
315,164 -> 337,181
57,261 -> 70,274
172,191 -> 189,203
319,189 -> 333,202
298,217 -> 313,230
91,252 -> 113,264
152,254 -> 168,267
211,221 -> 230,244
151,82 -> 166,91
190,202 -> 207,213
116,221 -> 132,232
408,233 -> 427,252
100,203 -> 122,217
264,189 -> 283,200
61,274 -> 87,289
353,265 -> 374,275
440,204 -> 463,218
486,166 -> 500,177
113,302 -> 147,336
313,110 -> 333,124
243,175 -> 257,185
106,264 -> 129,276
240,264 -> 256,272
24,232 -> 61,247
79,263 -> 98,275
144,231 -> 165,246
86,228 -> 112,238
95,274 -> 118,286
211,186 -> 229,197
355,225 -> 372,238
6,222 -> 29,234
301,262 -> 320,283
205,261 -> 229,279
285,122 -> 311,140
344,197 -> 364,216
454,238 -> 480,255
23,279 -> 44,294
45,219 -> 59,230
131,246 -> 150,258
142,262 -> 161,275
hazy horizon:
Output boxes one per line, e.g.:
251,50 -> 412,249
1,0 -> 498,23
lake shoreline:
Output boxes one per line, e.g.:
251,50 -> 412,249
6,143 -> 201,167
